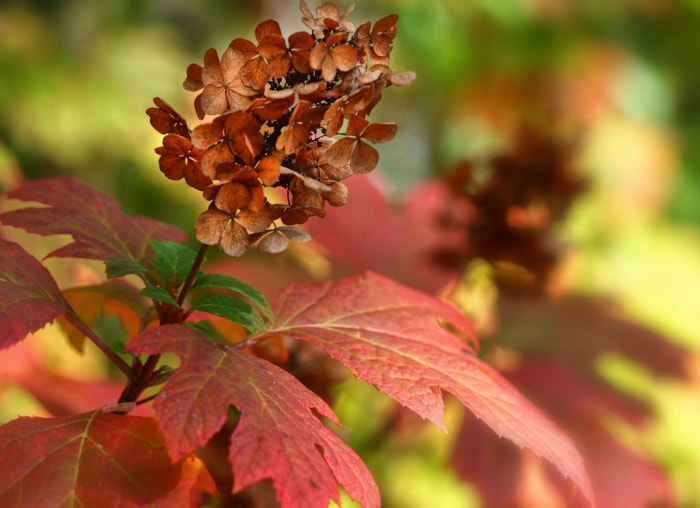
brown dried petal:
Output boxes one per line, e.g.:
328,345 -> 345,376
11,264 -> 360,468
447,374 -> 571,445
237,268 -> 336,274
225,112 -> 264,166
322,181 -> 348,206
323,137 -> 354,168
288,31 -> 314,73
350,140 -> 379,174
361,122 -> 397,143
195,208 -> 228,246
200,145 -> 235,179
191,117 -> 225,149
236,208 -> 276,233
331,44 -> 360,72
256,230 -> 289,254
215,182 -> 254,213
255,156 -> 281,186
147,98 -> 189,137
183,63 -> 204,91
255,19 -> 282,41
247,93 -> 295,121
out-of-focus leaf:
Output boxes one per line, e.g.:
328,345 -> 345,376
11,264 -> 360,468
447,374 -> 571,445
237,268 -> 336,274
127,324 -> 380,508
57,280 -> 143,352
0,411 -> 215,507
0,177 -> 187,263
0,239 -> 69,349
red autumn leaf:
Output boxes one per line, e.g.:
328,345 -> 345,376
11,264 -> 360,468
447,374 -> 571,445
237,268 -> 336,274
251,271 -> 594,505
0,411 -> 215,507
127,324 -> 379,508
0,177 -> 187,263
0,239 -> 69,349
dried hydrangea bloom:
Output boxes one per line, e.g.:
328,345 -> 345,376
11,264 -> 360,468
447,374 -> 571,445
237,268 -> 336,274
149,0 -> 415,256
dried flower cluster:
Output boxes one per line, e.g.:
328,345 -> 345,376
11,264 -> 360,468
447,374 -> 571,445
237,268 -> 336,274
148,1 -> 415,256
432,127 -> 587,290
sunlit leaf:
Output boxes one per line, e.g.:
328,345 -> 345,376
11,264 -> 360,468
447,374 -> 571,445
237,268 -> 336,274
128,324 -> 380,508
0,240 -> 69,349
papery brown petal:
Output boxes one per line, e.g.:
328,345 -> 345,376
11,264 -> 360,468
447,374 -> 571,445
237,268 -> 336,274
277,124 -> 311,154
346,115 -> 370,137
322,181 -> 348,206
309,43 -> 330,73
226,112 -> 264,166
184,163 -> 211,191
191,118 -> 225,149
373,14 -> 399,36
229,38 -> 258,58
220,221 -> 250,257
247,184 -> 266,213
350,139 -> 379,174
195,208 -> 229,246
372,37 -> 393,58
256,230 -> 289,254
200,83 -> 229,116
264,56 -> 291,81
240,57 -> 271,91
278,226 -> 312,243
147,98 -> 189,137
331,44 -> 360,72
354,21 -> 371,48
237,208 -> 275,233
388,69 -> 417,87
215,182 -> 252,214
323,137 -> 355,168
255,19 -> 282,41
183,63 -> 204,91
321,55 -> 338,83
194,94 -> 205,120
248,94 -> 295,121
256,156 -> 281,186
322,101 -> 344,137
200,146 -> 235,179
280,207 -> 311,225
203,48 -> 220,67
361,122 -> 397,143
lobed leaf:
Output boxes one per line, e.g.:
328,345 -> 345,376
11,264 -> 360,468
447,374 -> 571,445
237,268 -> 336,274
0,177 -> 187,263
0,239 -> 69,349
251,271 -> 594,505
128,324 -> 379,508
0,411 -> 215,507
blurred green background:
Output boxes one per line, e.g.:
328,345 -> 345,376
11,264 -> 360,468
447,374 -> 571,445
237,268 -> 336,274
2,0 -> 700,506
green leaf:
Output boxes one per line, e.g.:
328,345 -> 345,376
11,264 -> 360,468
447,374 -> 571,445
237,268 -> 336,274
150,240 -> 199,288
140,285 -> 179,306
190,294 -> 264,332
191,273 -> 272,320
104,258 -> 149,279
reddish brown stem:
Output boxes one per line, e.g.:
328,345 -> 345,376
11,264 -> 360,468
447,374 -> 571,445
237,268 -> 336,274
63,310 -> 136,382
177,243 -> 209,306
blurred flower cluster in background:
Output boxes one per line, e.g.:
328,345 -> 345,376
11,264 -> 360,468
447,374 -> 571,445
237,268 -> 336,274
2,0 -> 700,506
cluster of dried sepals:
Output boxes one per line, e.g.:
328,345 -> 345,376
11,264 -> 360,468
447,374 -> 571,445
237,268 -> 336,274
147,1 -> 415,256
